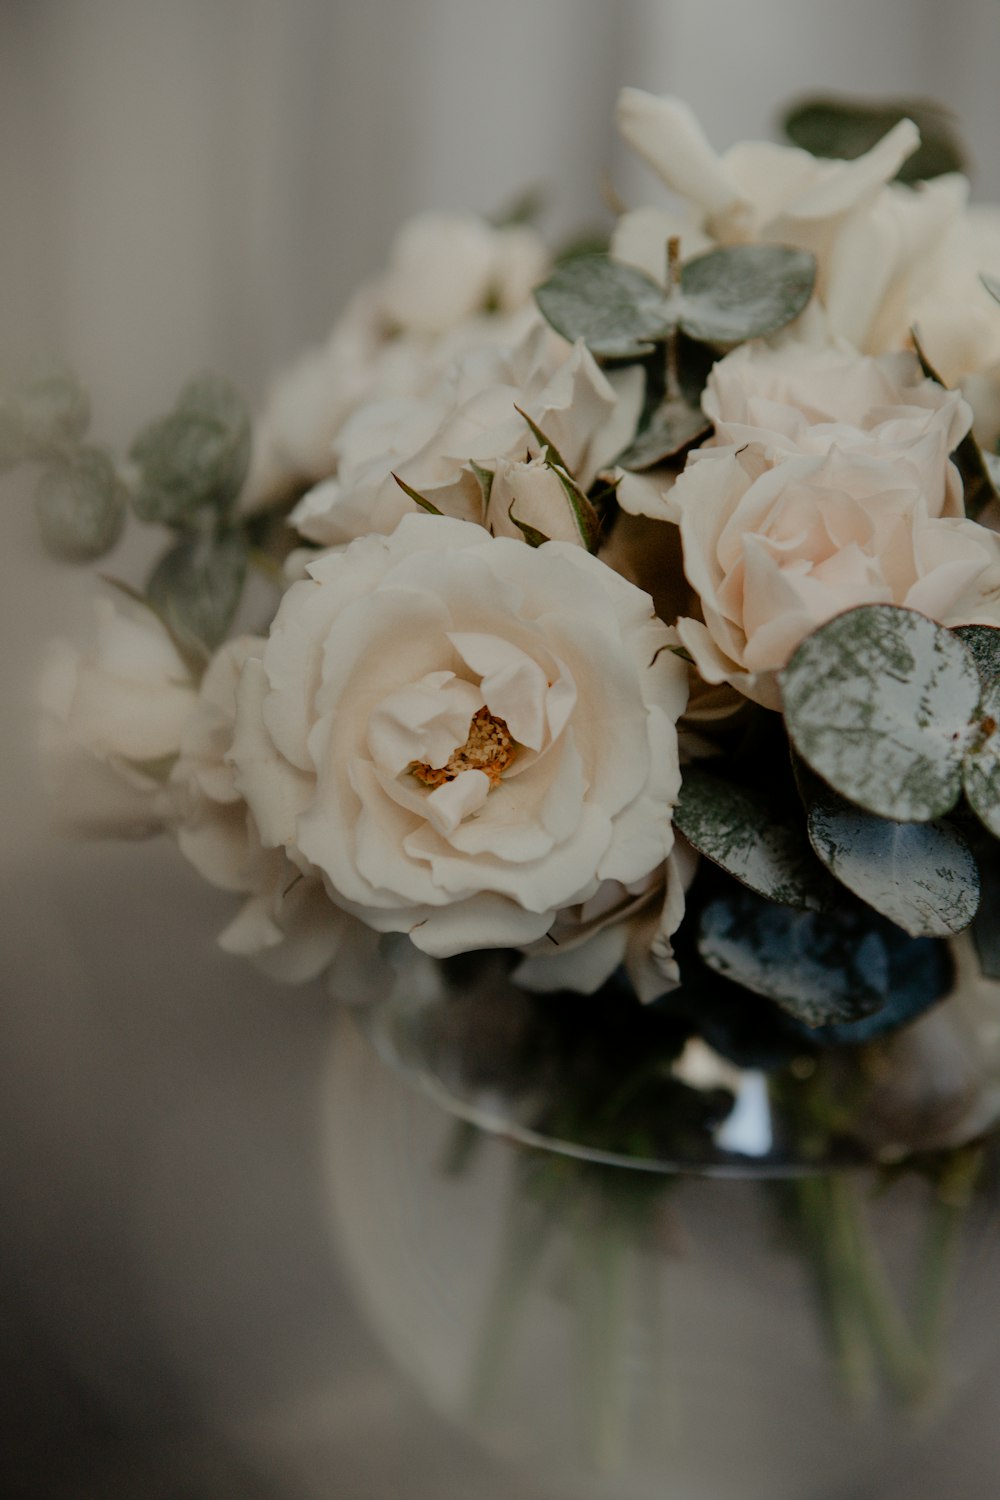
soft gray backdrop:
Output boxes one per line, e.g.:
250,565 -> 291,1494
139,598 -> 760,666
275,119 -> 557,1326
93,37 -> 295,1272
3,4 -> 1000,1496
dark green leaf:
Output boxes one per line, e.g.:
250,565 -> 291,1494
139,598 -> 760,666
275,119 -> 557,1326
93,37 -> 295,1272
782,96 -> 965,183
34,447 -> 127,562
806,789 -> 979,937
147,529 -> 248,650
698,884 -> 944,1029
534,255 -> 672,359
614,397 -> 710,470
780,605 -> 981,823
954,625 -> 1000,687
677,244 -> 816,345
962,680 -> 1000,839
392,473 -> 443,515
130,373 -> 250,526
675,766 -> 831,909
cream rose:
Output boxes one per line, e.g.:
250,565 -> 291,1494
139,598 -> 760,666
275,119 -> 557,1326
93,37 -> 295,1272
290,320 -> 642,549
668,345 -> 1000,708
228,514 -> 688,967
170,636 -> 392,996
612,88 -> 963,354
40,595 -> 198,836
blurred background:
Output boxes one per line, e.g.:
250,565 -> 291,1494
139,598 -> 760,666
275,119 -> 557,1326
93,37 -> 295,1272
3,2 -> 1000,1495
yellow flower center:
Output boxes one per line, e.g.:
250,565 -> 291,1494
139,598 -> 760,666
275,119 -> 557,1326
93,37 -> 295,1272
410,706 -> 516,788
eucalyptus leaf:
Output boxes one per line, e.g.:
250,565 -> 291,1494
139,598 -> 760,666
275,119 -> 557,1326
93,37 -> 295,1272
698,884 -> 944,1029
675,766 -> 831,909
614,398 -> 710,470
801,936 -> 953,1044
677,244 -> 816,345
147,530 -> 248,650
806,791 -> 980,937
782,96 -> 965,183
14,365 -> 91,455
954,625 -> 1000,687
534,255 -> 672,358
962,679 -> 1000,839
34,447 -> 127,562
130,373 -> 251,526
780,605 -> 981,823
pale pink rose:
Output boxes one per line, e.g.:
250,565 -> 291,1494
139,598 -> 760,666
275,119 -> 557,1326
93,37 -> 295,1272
669,345 -> 1000,708
228,514 -> 688,970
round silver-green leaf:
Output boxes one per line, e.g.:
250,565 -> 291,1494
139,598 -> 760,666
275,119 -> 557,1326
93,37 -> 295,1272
147,530 -> 248,649
34,448 -> 127,562
534,255 -> 672,358
677,244 -> 816,345
675,767 -> 830,909
780,605 -> 981,823
130,373 -> 251,526
807,795 -> 979,937
962,679 -> 1000,839
954,625 -> 1000,687
615,398 -> 710,471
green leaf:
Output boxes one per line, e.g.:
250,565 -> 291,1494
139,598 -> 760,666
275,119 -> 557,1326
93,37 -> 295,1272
674,766 -> 832,909
469,460 -> 495,513
954,625 -> 1000,687
780,605 -> 981,823
14,364 -> 91,455
392,472 -> 443,515
147,529 -> 248,650
614,397 -> 710,470
130,373 -> 250,526
806,789 -> 979,938
505,502 -> 549,548
534,255 -> 673,359
677,244 -> 816,345
698,885 -> 942,1029
962,680 -> 1000,839
782,96 -> 965,183
512,406 -> 601,549
33,447 -> 127,562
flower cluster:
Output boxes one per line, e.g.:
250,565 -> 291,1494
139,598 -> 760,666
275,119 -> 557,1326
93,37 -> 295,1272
28,87 -> 1000,1091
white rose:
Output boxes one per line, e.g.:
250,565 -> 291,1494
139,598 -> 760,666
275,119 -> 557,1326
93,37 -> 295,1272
40,595 -> 197,836
291,320 -> 642,548
667,345 -> 1000,707
229,514 -> 688,962
170,636 -> 391,995
380,212 -> 549,334
613,88 -> 963,353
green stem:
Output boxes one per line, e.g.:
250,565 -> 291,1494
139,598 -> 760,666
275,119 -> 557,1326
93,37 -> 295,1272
573,1195 -> 633,1475
913,1148 -> 983,1374
795,1175 -> 878,1412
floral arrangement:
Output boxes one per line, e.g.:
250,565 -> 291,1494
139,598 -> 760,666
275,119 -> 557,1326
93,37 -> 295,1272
20,88 -> 1000,1168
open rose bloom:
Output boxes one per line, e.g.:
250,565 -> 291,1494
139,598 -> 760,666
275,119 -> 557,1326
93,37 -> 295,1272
32,84 -> 1000,1121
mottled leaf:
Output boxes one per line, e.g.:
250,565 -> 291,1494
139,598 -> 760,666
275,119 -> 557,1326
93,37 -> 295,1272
677,244 -> 816,345
614,398 -> 710,470
131,373 -> 250,526
675,766 -> 831,909
954,624 -> 1000,687
34,447 -> 127,562
147,530 -> 248,650
962,680 -> 1000,838
534,254 -> 672,358
807,790 -> 979,937
783,96 -> 965,183
698,884 -> 945,1029
780,605 -> 981,822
